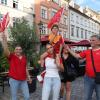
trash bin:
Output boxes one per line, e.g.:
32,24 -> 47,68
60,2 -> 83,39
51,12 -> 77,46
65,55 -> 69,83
28,77 -> 37,94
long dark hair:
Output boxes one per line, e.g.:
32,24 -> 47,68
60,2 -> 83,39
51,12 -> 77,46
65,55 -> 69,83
61,46 -> 70,58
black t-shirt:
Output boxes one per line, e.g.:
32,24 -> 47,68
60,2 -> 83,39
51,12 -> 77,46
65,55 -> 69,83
61,54 -> 79,82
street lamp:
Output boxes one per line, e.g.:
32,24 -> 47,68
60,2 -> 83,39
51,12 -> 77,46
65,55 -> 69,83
38,21 -> 43,52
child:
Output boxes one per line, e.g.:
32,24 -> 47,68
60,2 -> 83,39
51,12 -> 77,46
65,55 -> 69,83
40,24 -> 64,67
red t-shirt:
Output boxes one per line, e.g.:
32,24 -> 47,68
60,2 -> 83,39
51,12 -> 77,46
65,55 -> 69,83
8,53 -> 27,80
79,49 -> 100,78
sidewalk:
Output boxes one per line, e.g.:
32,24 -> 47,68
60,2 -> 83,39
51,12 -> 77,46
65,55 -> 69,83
0,77 -> 96,100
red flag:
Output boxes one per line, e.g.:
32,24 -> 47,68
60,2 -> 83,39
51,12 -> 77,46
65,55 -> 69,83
47,7 -> 64,28
0,13 -> 10,32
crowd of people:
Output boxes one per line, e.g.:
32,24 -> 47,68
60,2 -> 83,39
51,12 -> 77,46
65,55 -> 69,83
0,24 -> 100,100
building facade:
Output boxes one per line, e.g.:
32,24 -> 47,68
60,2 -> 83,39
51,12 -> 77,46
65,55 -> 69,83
1,0 -> 100,51
0,0 -> 35,27
34,0 -> 68,38
68,1 -> 100,51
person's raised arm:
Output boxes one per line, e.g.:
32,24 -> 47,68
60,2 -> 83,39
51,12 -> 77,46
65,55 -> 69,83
1,32 -> 10,57
56,54 -> 64,72
65,45 -> 81,59
40,52 -> 48,68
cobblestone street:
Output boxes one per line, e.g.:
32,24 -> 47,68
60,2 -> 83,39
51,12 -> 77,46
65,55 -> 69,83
0,77 -> 96,100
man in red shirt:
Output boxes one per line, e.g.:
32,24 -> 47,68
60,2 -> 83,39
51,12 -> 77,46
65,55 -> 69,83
66,35 -> 100,100
1,33 -> 31,100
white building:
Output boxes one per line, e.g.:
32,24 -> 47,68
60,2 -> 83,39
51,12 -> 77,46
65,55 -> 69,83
0,0 -> 35,27
0,0 -> 35,40
68,2 -> 100,51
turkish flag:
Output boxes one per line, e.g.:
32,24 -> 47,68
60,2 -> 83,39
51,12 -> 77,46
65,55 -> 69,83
47,7 -> 64,28
0,13 -> 10,32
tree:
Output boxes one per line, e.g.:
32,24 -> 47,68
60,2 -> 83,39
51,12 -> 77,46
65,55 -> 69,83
0,42 -> 9,72
9,18 -> 39,62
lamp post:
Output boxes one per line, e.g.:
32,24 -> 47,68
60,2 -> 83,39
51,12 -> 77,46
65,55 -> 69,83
38,21 -> 43,52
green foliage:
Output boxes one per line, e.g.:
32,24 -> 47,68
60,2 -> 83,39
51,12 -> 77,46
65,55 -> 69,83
0,42 -> 9,71
0,42 -> 3,56
9,18 -> 39,61
30,53 -> 40,68
0,55 -> 9,72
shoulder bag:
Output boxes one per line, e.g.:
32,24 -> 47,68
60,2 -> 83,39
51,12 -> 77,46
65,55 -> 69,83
90,49 -> 100,84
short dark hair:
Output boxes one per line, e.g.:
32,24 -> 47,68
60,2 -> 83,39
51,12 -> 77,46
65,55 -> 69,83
51,24 -> 59,31
14,44 -> 22,49
91,34 -> 100,40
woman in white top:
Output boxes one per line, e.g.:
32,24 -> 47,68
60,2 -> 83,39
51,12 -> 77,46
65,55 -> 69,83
41,43 -> 64,100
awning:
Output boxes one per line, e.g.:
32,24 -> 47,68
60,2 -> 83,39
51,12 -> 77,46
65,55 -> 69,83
40,35 -> 90,47
41,35 -> 74,44
70,40 -> 91,47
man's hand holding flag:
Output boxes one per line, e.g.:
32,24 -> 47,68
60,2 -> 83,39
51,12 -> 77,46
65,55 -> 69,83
0,12 -> 10,32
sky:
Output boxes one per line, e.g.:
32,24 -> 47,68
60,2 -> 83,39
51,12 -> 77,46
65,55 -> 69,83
74,0 -> 100,12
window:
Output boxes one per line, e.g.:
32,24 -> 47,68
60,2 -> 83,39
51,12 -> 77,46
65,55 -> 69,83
80,17 -> 83,25
85,30 -> 87,39
85,20 -> 87,27
71,13 -> 74,22
13,0 -> 18,9
51,11 -> 56,17
88,21 -> 90,28
76,16 -> 79,24
12,17 -> 20,27
41,6 -> 47,19
63,31 -> 67,38
1,0 -> 7,5
63,16 -> 67,25
76,27 -> 79,37
13,17 -> 16,27
71,25 -> 74,36
40,23 -> 48,35
81,28 -> 83,38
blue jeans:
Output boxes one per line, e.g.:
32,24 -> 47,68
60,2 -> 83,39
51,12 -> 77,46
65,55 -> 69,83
9,78 -> 30,100
42,77 -> 61,100
84,75 -> 100,100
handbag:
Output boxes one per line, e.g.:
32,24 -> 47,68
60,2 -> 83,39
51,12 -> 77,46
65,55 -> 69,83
66,63 -> 78,77
78,59 -> 86,76
90,50 -> 100,84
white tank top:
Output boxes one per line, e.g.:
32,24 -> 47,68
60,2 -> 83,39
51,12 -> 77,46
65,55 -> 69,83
45,57 -> 59,78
